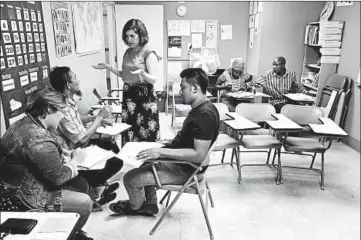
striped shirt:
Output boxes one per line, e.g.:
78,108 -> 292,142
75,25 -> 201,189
252,69 -> 304,105
217,68 -> 251,94
57,97 -> 86,147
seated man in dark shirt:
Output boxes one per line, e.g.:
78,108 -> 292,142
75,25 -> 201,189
109,68 -> 220,216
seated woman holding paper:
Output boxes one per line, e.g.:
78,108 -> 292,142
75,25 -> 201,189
0,89 -> 93,240
49,66 -> 123,208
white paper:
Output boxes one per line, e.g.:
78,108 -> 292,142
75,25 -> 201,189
168,47 -> 181,58
192,33 -> 203,48
258,2 -> 263,11
254,13 -> 260,34
321,56 -> 340,64
191,20 -> 205,32
249,15 -> 255,28
205,20 -> 218,48
179,20 -> 191,36
221,25 -> 232,40
79,145 -> 115,169
118,142 -> 164,168
168,20 -> 180,36
38,218 -> 76,233
249,28 -> 254,48
168,62 -> 183,74
96,122 -> 131,136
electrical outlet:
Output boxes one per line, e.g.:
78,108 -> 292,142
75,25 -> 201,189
336,1 -> 353,6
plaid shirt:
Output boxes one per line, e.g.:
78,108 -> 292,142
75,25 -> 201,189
217,68 -> 251,94
57,97 -> 86,146
252,69 -> 304,105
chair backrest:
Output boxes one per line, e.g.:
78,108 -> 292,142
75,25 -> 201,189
319,90 -> 339,117
235,103 -> 276,122
325,74 -> 349,91
93,88 -> 102,101
213,103 -> 229,121
281,104 -> 324,125
202,138 -> 218,167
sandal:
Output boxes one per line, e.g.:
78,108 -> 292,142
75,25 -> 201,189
109,200 -> 158,217
97,183 -> 119,206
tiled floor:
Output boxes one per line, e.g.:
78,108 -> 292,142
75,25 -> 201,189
84,113 -> 360,240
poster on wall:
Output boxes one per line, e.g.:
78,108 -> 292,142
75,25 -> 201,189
0,1 -> 50,128
205,20 -> 218,48
72,2 -> 102,55
51,2 -> 72,58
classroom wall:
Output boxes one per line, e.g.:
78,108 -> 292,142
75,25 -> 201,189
116,1 -> 249,89
254,1 -> 325,80
332,2 -> 360,152
41,2 -> 107,114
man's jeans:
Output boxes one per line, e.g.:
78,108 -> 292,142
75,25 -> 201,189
123,162 -> 194,210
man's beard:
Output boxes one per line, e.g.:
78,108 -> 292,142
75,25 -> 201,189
74,90 -> 83,96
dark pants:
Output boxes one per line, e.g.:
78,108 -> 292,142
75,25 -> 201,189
274,103 -> 286,113
65,157 -> 123,194
89,138 -> 120,154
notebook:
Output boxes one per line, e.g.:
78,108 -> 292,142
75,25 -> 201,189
117,142 -> 164,168
78,145 -> 115,169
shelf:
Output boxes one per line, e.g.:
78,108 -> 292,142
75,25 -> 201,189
306,43 -> 321,47
304,64 -> 321,69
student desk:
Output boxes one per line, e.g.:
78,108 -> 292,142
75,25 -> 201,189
266,114 -> 303,133
225,91 -> 271,103
224,112 -> 261,132
0,212 -> 79,240
283,93 -> 315,105
309,117 -> 348,138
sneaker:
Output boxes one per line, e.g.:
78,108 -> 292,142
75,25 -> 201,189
74,230 -> 93,240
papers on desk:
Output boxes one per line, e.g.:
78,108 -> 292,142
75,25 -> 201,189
96,122 -> 131,136
91,105 -> 122,113
226,91 -> 254,99
284,93 -> 315,102
79,145 -> 115,169
118,142 -> 164,168
37,217 -> 76,233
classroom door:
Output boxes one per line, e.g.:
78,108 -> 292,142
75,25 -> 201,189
115,5 -> 164,91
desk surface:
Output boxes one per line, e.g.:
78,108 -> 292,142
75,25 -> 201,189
283,93 -> 315,103
96,122 -> 131,136
101,96 -> 121,101
224,112 -> 260,131
226,91 -> 271,99
266,114 -> 303,132
91,105 -> 122,114
0,212 -> 79,240
309,117 -> 348,137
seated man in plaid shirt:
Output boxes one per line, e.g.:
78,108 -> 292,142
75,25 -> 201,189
49,66 -> 123,209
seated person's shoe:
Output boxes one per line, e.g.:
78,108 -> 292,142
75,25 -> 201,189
109,200 -> 159,216
97,182 -> 119,206
74,230 -> 93,240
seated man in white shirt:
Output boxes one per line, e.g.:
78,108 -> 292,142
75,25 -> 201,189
215,58 -> 252,111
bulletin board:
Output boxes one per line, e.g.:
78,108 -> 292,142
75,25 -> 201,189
0,1 -> 50,128
167,20 -> 219,61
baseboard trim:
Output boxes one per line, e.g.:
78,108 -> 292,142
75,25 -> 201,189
342,136 -> 360,152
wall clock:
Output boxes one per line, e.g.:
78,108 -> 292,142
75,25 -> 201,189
176,5 -> 187,17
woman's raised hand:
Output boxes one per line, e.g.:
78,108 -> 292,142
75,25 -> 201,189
92,63 -> 108,70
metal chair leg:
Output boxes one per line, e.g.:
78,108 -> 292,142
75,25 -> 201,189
272,149 -> 277,165
221,149 -> 226,164
309,153 -> 317,169
165,192 -> 171,208
266,148 -> 272,164
196,182 -> 214,240
160,191 -> 171,204
205,180 -> 215,208
150,191 -> 183,235
237,147 -> 242,184
277,148 -> 283,184
230,148 -> 235,167
235,147 -> 240,173
321,153 -> 324,190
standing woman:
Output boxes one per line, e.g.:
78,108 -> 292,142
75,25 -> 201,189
93,19 -> 161,143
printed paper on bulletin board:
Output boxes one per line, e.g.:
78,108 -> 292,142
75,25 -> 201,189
72,2 -> 103,55
51,2 -> 73,58
249,28 -> 254,48
0,1 -> 51,128
205,20 -> 218,48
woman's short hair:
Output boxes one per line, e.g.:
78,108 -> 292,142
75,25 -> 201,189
26,88 -> 66,118
122,19 -> 149,47
180,68 -> 209,94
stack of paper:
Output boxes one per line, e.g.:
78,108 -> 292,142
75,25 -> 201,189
96,123 -> 131,136
117,142 -> 164,168
79,145 -> 115,169
227,91 -> 254,99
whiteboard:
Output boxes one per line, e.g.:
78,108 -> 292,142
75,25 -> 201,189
115,5 -> 164,91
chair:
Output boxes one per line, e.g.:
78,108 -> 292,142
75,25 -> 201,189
279,104 -> 331,190
93,86 -> 121,105
211,103 -> 240,167
234,103 -> 283,184
147,140 -> 218,240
